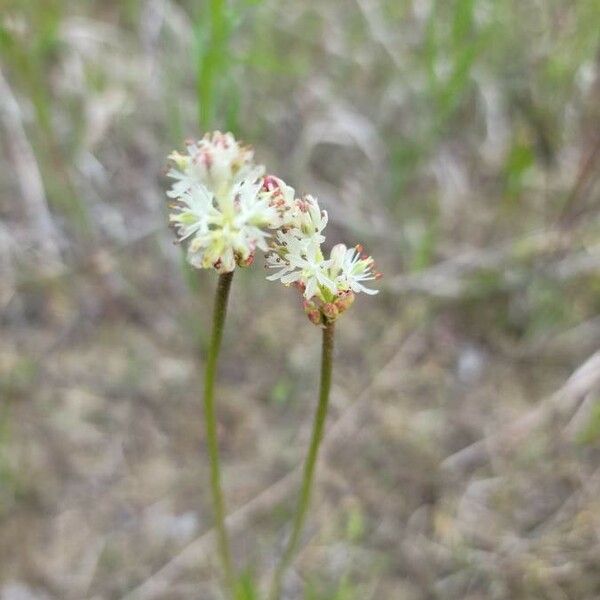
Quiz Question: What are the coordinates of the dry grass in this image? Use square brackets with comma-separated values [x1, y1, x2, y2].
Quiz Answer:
[1, 1, 599, 599]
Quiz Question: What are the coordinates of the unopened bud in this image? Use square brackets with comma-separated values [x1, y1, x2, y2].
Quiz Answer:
[237, 252, 255, 268]
[303, 300, 322, 325]
[335, 290, 355, 313]
[262, 175, 280, 192]
[322, 302, 339, 321]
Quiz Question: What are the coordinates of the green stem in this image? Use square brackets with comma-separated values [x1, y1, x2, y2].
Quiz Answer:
[268, 321, 335, 600]
[197, 0, 226, 129]
[204, 271, 236, 595]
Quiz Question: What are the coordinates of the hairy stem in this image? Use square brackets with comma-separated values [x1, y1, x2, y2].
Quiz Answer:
[204, 271, 236, 595]
[268, 321, 335, 600]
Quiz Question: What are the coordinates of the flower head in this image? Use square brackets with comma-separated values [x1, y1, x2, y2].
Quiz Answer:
[167, 132, 277, 273]
[265, 192, 380, 325]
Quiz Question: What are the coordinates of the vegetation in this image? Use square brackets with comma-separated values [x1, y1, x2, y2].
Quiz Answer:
[0, 0, 599, 598]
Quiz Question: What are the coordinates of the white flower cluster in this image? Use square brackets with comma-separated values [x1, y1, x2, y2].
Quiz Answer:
[167, 132, 277, 273]
[166, 132, 380, 322]
[261, 177, 380, 325]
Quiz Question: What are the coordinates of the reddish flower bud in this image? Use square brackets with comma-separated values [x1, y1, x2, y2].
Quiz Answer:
[335, 290, 355, 313]
[303, 299, 322, 325]
[322, 302, 339, 321]
[237, 252, 255, 268]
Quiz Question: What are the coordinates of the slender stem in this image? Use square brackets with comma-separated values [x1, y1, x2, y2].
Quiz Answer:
[197, 0, 226, 129]
[268, 321, 335, 600]
[204, 271, 236, 595]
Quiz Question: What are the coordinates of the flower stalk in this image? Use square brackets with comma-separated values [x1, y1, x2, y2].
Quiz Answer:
[204, 271, 236, 595]
[268, 321, 335, 600]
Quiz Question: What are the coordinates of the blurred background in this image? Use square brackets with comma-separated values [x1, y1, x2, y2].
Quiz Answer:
[1, 1, 600, 599]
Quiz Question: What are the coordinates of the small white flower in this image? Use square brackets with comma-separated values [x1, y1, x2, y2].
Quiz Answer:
[267, 234, 336, 299]
[169, 185, 214, 242]
[282, 194, 328, 243]
[260, 175, 296, 228]
[259, 182, 328, 240]
[294, 195, 328, 237]
[330, 244, 379, 295]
